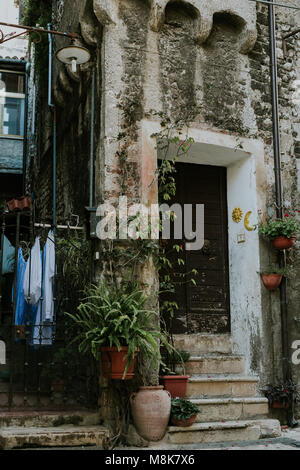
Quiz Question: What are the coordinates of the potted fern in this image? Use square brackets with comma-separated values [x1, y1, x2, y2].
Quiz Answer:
[160, 348, 190, 398]
[65, 281, 170, 380]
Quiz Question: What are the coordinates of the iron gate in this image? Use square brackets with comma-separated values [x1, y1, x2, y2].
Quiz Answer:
[0, 209, 99, 410]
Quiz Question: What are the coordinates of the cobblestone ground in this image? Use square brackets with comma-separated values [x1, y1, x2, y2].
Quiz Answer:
[17, 427, 300, 451]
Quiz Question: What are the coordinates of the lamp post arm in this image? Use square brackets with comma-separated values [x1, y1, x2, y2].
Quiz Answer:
[0, 21, 80, 44]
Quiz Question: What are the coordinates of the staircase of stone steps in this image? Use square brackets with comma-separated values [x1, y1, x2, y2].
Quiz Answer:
[0, 334, 281, 449]
[0, 411, 110, 450]
[159, 334, 281, 445]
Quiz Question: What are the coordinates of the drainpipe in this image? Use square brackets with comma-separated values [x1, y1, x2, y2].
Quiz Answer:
[89, 70, 95, 208]
[22, 61, 30, 195]
[268, 0, 297, 426]
[48, 23, 57, 227]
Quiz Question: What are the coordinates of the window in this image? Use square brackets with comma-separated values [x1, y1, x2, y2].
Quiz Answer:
[0, 71, 25, 138]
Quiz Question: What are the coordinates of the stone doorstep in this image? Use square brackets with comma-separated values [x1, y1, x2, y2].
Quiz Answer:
[185, 355, 245, 375]
[173, 334, 233, 355]
[0, 425, 110, 450]
[186, 376, 259, 398]
[163, 419, 281, 445]
[0, 411, 101, 428]
[189, 397, 269, 422]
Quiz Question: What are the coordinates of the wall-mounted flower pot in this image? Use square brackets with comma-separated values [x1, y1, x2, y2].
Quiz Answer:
[100, 346, 138, 380]
[170, 414, 197, 427]
[130, 386, 171, 441]
[160, 375, 190, 398]
[271, 400, 291, 410]
[261, 273, 282, 291]
[6, 196, 32, 212]
[272, 236, 295, 250]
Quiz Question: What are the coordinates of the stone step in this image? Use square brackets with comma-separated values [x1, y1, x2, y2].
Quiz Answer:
[185, 355, 245, 375]
[174, 334, 232, 356]
[0, 410, 101, 428]
[164, 419, 281, 445]
[0, 425, 110, 450]
[186, 376, 259, 398]
[190, 397, 269, 422]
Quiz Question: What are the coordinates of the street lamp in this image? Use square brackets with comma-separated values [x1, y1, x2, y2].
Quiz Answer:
[55, 44, 91, 72]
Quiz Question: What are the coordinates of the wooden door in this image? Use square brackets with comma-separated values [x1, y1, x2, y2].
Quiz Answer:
[160, 162, 230, 334]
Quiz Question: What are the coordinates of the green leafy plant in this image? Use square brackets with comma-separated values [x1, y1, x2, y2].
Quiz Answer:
[65, 281, 172, 378]
[21, 0, 52, 85]
[56, 233, 91, 293]
[258, 214, 300, 240]
[160, 348, 190, 375]
[262, 381, 300, 406]
[260, 265, 291, 277]
[171, 397, 199, 421]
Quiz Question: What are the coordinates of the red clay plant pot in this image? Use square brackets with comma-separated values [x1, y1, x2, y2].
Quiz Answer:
[171, 414, 197, 427]
[6, 196, 32, 212]
[100, 346, 138, 380]
[261, 273, 282, 291]
[160, 375, 190, 398]
[272, 236, 295, 250]
[271, 401, 291, 410]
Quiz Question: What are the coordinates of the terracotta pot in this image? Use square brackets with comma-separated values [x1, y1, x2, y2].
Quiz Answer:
[6, 196, 32, 212]
[160, 375, 190, 398]
[171, 414, 197, 427]
[130, 386, 171, 441]
[272, 236, 295, 250]
[261, 273, 283, 291]
[271, 400, 291, 410]
[52, 379, 65, 393]
[100, 346, 138, 380]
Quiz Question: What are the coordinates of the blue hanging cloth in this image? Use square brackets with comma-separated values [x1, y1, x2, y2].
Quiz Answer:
[13, 248, 37, 328]
[2, 235, 15, 275]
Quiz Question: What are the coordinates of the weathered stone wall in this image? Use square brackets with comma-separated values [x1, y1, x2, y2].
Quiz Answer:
[31, 0, 300, 418]
[30, 0, 101, 225]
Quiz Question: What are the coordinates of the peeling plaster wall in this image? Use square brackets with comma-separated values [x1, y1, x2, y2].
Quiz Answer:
[32, 0, 300, 414]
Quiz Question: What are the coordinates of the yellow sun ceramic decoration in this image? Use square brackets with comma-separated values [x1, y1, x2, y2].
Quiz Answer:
[244, 211, 255, 231]
[232, 207, 243, 223]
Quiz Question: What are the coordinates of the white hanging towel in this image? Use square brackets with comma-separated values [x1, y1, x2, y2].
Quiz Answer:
[23, 237, 42, 305]
[31, 230, 55, 346]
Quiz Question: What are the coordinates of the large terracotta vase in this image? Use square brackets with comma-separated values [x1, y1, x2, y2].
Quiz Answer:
[160, 375, 190, 398]
[130, 386, 171, 441]
[100, 346, 138, 380]
[272, 236, 295, 250]
[261, 274, 282, 291]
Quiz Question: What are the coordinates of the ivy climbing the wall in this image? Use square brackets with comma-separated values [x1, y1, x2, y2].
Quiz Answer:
[21, 0, 52, 86]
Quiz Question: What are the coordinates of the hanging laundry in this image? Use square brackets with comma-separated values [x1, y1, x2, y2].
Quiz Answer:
[1, 235, 15, 275]
[13, 248, 37, 327]
[44, 230, 55, 321]
[23, 237, 42, 305]
[31, 231, 55, 346]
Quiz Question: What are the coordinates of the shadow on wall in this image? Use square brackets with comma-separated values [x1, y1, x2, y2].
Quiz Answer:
[158, 0, 199, 117]
[202, 11, 248, 133]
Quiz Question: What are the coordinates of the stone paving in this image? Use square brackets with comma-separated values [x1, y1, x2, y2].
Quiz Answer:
[15, 427, 300, 451]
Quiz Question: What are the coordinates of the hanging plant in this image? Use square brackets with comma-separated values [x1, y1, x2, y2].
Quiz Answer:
[258, 213, 300, 250]
[260, 265, 290, 291]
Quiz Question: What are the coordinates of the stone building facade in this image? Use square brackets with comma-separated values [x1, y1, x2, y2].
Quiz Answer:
[27, 0, 300, 427]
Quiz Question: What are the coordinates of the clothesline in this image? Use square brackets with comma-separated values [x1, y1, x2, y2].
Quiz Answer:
[34, 223, 84, 231]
